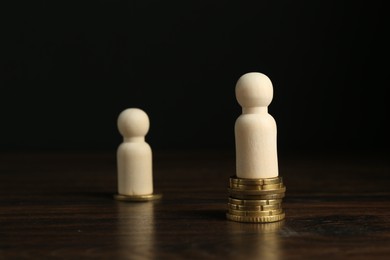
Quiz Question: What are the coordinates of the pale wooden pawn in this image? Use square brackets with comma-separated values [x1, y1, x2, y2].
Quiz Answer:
[117, 108, 153, 196]
[235, 72, 279, 179]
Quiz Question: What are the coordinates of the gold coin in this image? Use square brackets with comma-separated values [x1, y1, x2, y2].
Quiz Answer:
[229, 176, 282, 185]
[226, 212, 285, 223]
[228, 203, 281, 211]
[228, 186, 286, 196]
[229, 192, 285, 200]
[229, 208, 283, 217]
[113, 193, 162, 202]
[229, 183, 284, 190]
[228, 197, 282, 206]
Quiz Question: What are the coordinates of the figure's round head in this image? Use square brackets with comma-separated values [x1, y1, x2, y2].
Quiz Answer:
[117, 108, 150, 138]
[235, 72, 273, 107]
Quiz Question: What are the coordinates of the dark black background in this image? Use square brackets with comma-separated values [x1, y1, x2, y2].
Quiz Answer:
[1, 1, 388, 154]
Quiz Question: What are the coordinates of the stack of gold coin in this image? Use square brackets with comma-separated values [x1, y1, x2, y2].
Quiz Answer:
[226, 176, 286, 223]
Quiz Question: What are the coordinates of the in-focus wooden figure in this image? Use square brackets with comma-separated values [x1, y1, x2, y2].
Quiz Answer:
[235, 72, 278, 179]
[114, 108, 162, 202]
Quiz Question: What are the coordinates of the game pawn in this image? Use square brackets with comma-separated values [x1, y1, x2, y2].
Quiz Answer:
[114, 108, 162, 202]
[227, 72, 286, 223]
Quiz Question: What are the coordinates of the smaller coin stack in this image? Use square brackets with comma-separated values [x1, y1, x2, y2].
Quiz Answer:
[226, 176, 286, 223]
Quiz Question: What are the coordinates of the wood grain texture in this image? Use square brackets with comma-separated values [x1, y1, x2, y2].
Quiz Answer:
[0, 151, 389, 259]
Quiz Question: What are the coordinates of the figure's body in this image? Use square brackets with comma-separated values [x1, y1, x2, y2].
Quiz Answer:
[117, 108, 153, 195]
[235, 72, 279, 179]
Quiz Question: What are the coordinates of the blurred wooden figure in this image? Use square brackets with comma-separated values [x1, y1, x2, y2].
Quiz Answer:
[114, 108, 161, 201]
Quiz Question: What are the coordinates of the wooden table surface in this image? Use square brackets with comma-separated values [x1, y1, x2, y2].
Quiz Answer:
[0, 151, 389, 259]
